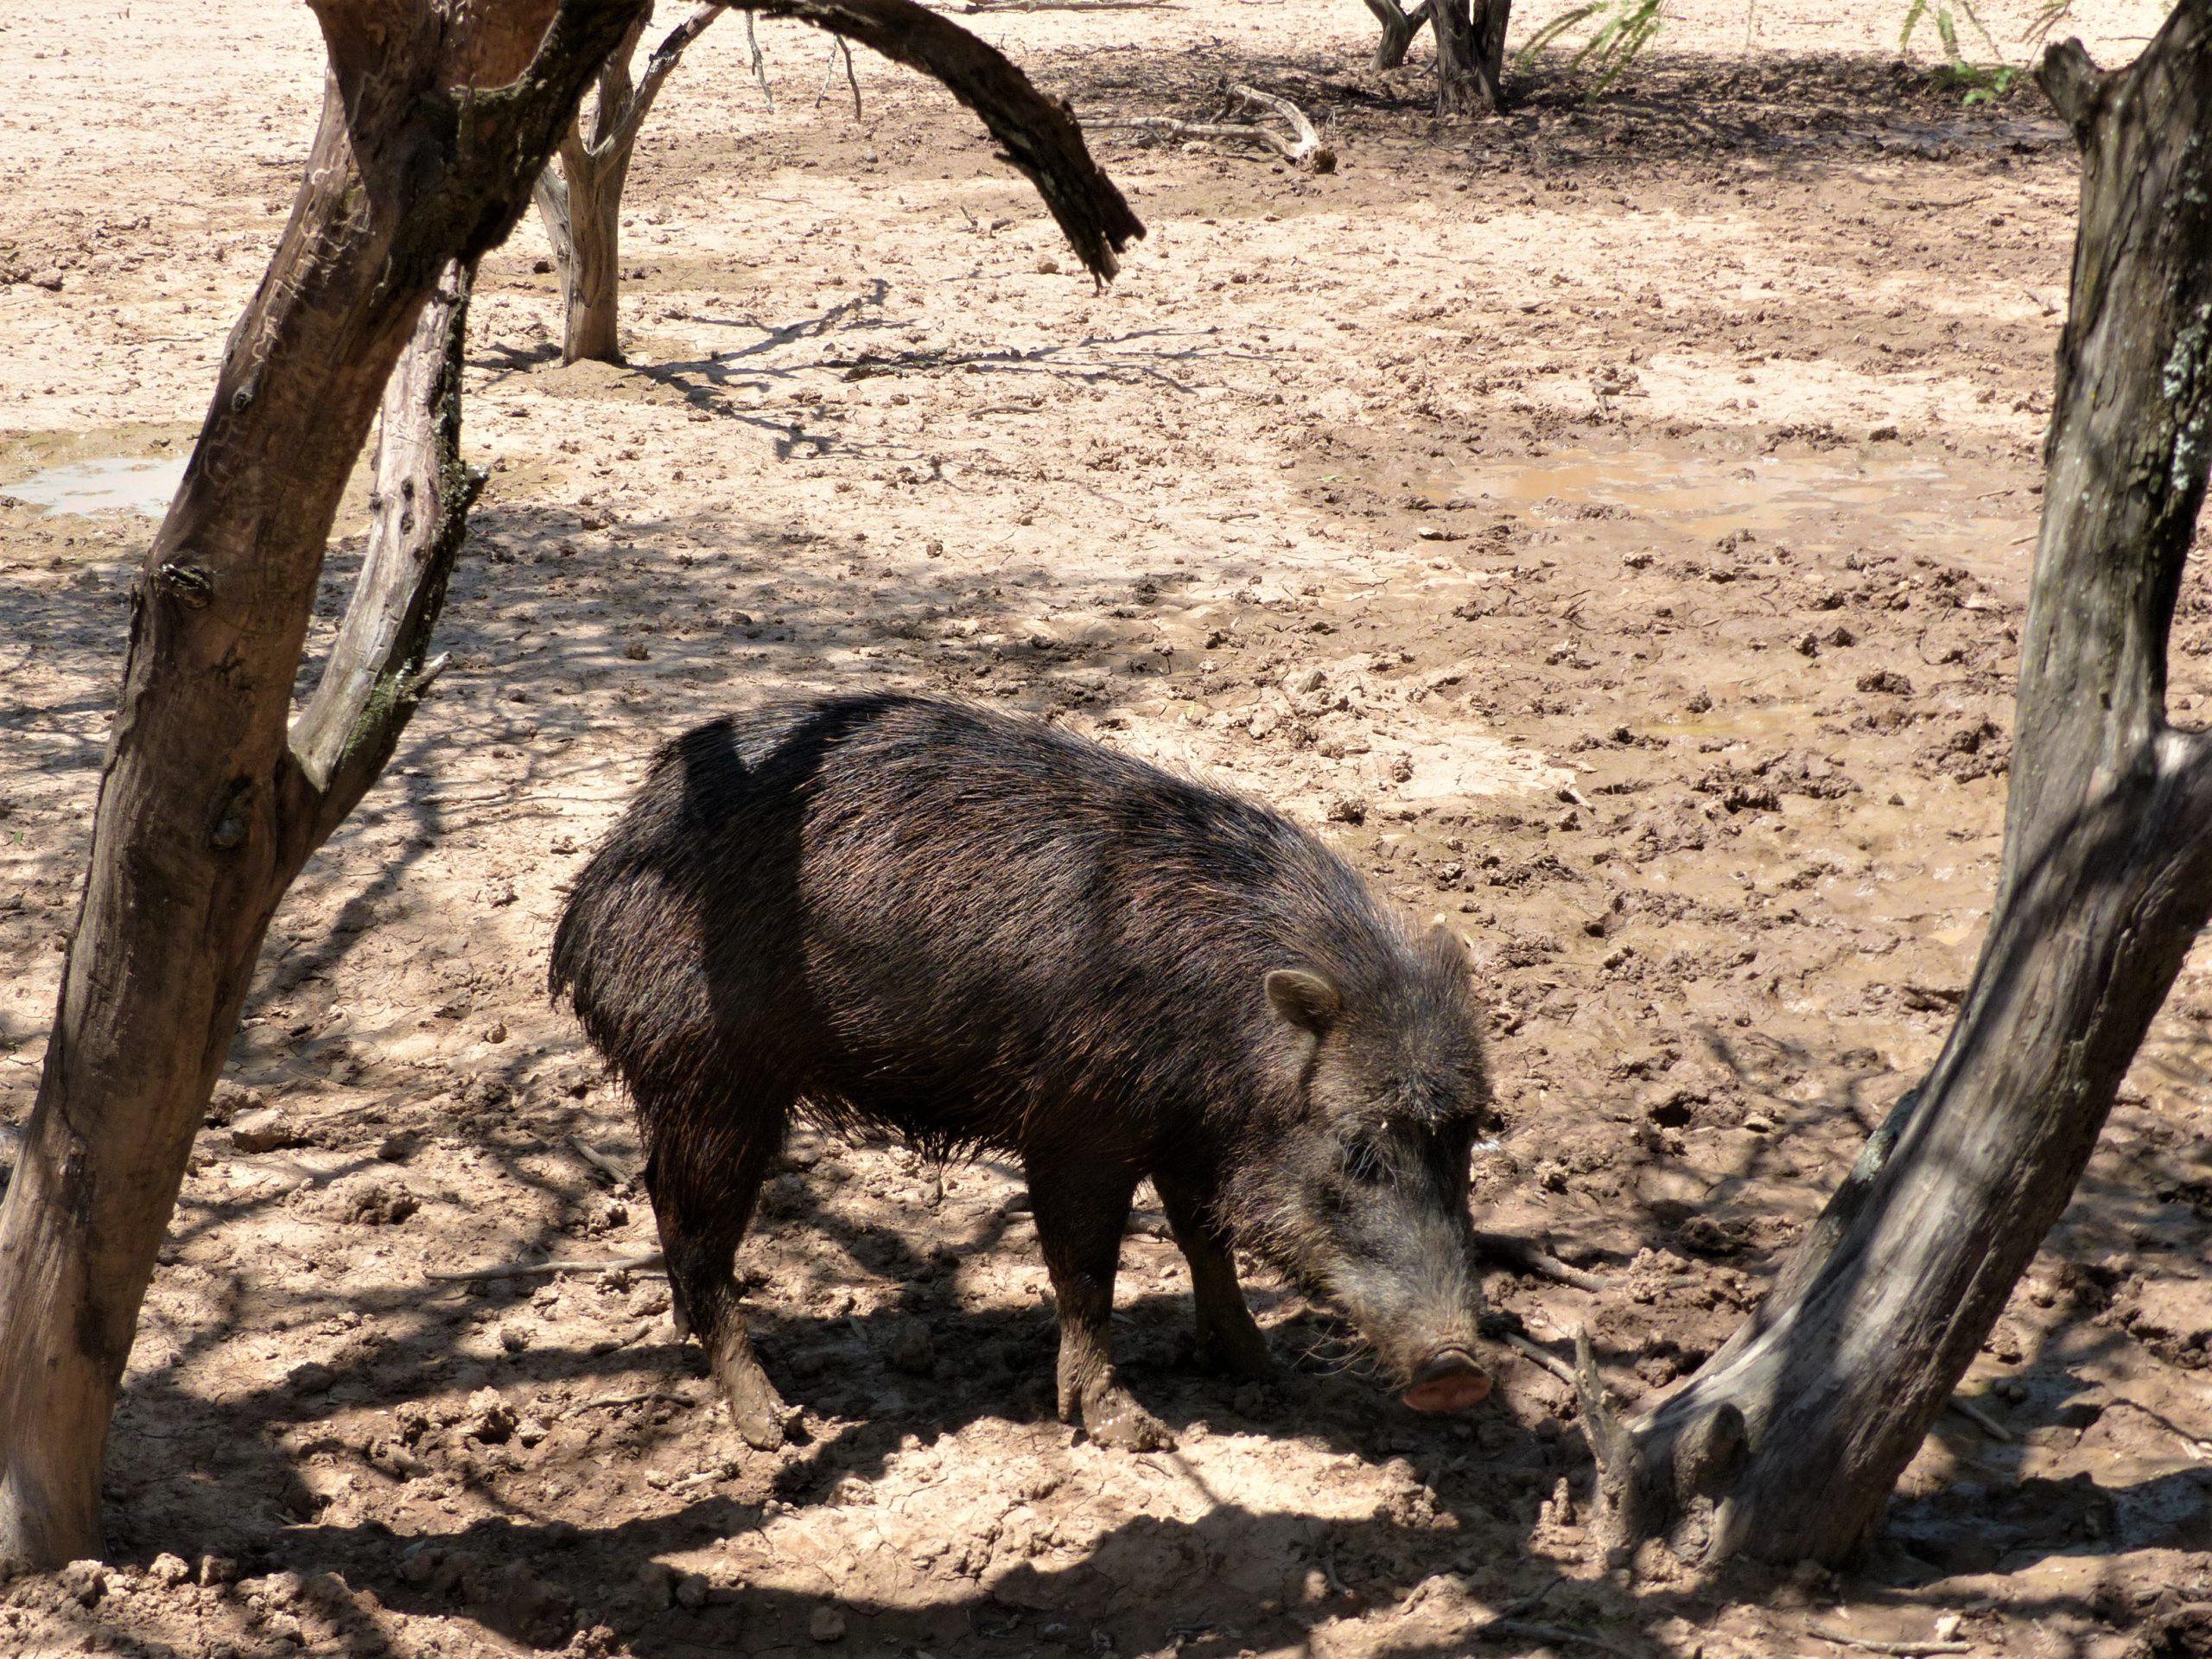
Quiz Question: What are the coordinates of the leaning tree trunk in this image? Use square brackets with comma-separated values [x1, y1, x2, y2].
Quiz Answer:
[1573, 5, 2212, 1570]
[1363, 0, 1433, 70]
[0, 0, 1138, 1577]
[1433, 0, 1510, 113]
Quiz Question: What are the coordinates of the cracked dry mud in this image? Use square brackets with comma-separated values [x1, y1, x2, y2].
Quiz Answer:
[3, 1, 2210, 1656]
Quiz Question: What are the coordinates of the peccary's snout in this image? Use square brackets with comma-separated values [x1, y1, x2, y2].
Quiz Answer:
[1402, 1347, 1491, 1412]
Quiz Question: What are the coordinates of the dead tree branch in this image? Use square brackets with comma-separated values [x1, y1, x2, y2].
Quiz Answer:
[1089, 82, 1336, 172]
[729, 0, 1143, 278]
[289, 262, 480, 843]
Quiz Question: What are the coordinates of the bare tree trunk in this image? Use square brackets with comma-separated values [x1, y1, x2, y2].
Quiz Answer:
[534, 8, 663, 365]
[1433, 0, 1510, 114]
[1363, 0, 1433, 70]
[1575, 4, 2212, 1570]
[0, 0, 1134, 1576]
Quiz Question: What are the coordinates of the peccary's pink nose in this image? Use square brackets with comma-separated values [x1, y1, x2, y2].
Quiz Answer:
[1402, 1349, 1491, 1412]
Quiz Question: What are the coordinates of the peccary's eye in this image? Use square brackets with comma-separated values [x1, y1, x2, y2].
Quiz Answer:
[1341, 1133, 1394, 1185]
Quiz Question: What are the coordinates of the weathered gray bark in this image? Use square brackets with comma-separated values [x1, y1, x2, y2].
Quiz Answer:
[1433, 0, 1510, 113]
[532, 3, 722, 365]
[1575, 4, 2212, 1569]
[1363, 0, 1433, 70]
[0, 0, 1138, 1576]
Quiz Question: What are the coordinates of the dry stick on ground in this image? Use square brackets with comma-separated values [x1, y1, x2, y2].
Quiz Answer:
[1471, 1227, 1613, 1290]
[569, 1133, 634, 1184]
[533, 2, 728, 365]
[0, 0, 1136, 1577]
[1945, 1395, 2016, 1442]
[426, 1253, 669, 1284]
[1090, 83, 1336, 172]
[1572, 4, 2212, 1569]
[1807, 1632, 1972, 1657]
[1503, 1332, 1580, 1387]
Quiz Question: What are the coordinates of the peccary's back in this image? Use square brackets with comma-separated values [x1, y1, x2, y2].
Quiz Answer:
[552, 695, 1417, 1155]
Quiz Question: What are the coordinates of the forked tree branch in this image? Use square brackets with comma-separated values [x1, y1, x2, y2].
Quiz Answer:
[602, 2, 728, 156]
[289, 260, 481, 848]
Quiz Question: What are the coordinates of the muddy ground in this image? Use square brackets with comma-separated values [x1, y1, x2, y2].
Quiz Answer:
[3, 1, 2211, 1656]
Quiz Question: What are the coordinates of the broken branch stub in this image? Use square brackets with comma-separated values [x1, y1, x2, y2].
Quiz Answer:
[1574, 1, 2212, 1571]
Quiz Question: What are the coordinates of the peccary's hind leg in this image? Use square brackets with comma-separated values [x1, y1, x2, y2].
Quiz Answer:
[641, 1092, 794, 1451]
[1156, 1176, 1274, 1380]
[1027, 1160, 1175, 1452]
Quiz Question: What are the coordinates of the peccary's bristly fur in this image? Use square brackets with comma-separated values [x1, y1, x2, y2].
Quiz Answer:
[552, 693, 1497, 1446]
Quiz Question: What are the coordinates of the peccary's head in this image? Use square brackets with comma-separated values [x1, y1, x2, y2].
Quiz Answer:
[1251, 924, 1494, 1414]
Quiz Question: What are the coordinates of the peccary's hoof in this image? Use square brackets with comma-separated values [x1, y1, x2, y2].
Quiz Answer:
[714, 1349, 792, 1450]
[1083, 1387, 1179, 1452]
[1402, 1349, 1491, 1413]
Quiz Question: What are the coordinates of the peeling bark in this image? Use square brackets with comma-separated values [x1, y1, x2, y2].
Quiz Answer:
[1576, 4, 2212, 1568]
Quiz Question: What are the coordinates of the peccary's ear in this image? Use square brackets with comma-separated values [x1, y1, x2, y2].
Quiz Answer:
[1265, 968, 1341, 1033]
[1427, 918, 1471, 977]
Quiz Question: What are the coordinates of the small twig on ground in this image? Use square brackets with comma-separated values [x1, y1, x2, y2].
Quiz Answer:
[1808, 1628, 1972, 1656]
[1487, 1577, 1563, 1620]
[1946, 1395, 2017, 1442]
[572, 1388, 694, 1415]
[1503, 1332, 1580, 1387]
[425, 1252, 666, 1283]
[569, 1134, 633, 1185]
[1472, 1228, 1615, 1291]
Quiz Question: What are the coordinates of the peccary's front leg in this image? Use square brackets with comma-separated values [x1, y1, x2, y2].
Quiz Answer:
[1027, 1160, 1176, 1452]
[1157, 1176, 1274, 1380]
[642, 1099, 795, 1451]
